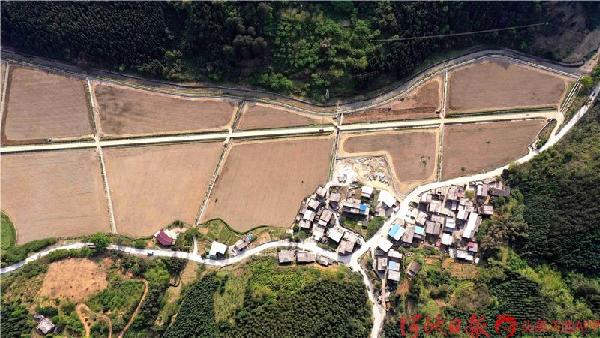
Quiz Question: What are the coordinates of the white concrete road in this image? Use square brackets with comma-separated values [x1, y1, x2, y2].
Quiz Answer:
[0, 110, 554, 154]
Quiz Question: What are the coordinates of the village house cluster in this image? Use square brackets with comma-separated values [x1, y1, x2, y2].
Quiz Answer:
[153, 226, 257, 260]
[277, 249, 333, 266]
[295, 183, 398, 256]
[207, 233, 257, 259]
[374, 179, 509, 284]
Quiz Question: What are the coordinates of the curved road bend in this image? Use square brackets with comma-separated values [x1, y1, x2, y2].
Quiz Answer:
[1, 83, 597, 338]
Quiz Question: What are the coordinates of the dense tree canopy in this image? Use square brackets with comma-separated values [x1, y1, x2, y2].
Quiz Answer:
[4, 1, 597, 100]
[502, 101, 600, 275]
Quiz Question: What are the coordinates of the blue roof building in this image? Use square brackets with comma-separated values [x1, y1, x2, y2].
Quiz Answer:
[388, 260, 401, 271]
[388, 224, 406, 241]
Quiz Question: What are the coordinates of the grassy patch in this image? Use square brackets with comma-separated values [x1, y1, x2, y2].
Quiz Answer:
[1, 237, 58, 268]
[1, 213, 16, 252]
[87, 279, 145, 332]
[213, 269, 249, 323]
[535, 119, 557, 149]
[200, 219, 242, 245]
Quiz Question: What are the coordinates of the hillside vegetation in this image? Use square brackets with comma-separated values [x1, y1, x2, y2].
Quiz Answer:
[166, 257, 372, 337]
[500, 100, 600, 275]
[3, 2, 599, 101]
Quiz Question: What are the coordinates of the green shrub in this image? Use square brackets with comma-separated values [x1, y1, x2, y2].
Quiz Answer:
[1, 238, 57, 267]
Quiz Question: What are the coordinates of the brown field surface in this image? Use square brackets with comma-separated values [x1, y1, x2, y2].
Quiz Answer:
[442, 119, 546, 179]
[104, 142, 223, 237]
[2, 66, 92, 144]
[201, 136, 333, 231]
[40, 258, 108, 302]
[236, 103, 332, 130]
[340, 129, 438, 193]
[344, 77, 442, 124]
[447, 59, 570, 114]
[94, 83, 236, 137]
[1, 149, 109, 244]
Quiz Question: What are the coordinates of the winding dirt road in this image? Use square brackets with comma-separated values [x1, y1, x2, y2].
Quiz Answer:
[76, 303, 113, 338]
[118, 279, 149, 338]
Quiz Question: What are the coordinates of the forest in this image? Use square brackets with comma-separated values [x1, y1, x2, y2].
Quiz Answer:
[166, 257, 372, 337]
[3, 2, 599, 101]
[500, 100, 600, 275]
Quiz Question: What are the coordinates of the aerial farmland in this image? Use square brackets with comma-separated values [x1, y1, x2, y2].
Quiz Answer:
[2, 4, 599, 338]
[340, 129, 438, 194]
[236, 102, 332, 130]
[441, 119, 547, 179]
[201, 135, 334, 231]
[0, 54, 580, 251]
[447, 59, 572, 114]
[93, 83, 237, 137]
[1, 149, 110, 243]
[2, 66, 93, 145]
[103, 141, 224, 237]
[344, 76, 442, 123]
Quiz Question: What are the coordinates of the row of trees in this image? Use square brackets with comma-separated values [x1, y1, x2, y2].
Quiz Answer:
[4, 2, 598, 100]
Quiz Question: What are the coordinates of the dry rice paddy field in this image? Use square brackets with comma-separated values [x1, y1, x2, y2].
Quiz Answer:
[236, 102, 332, 130]
[201, 136, 334, 232]
[94, 83, 237, 137]
[2, 66, 92, 145]
[104, 142, 224, 237]
[447, 59, 571, 114]
[0, 149, 109, 244]
[442, 119, 547, 180]
[344, 76, 442, 124]
[340, 129, 438, 194]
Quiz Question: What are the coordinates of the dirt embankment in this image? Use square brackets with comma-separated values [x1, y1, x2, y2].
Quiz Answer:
[345, 77, 442, 123]
[236, 102, 332, 130]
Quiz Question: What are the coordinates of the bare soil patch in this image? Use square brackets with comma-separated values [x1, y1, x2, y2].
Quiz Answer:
[104, 142, 223, 237]
[40, 258, 108, 302]
[344, 77, 441, 123]
[1, 149, 110, 244]
[94, 83, 236, 137]
[447, 59, 570, 114]
[201, 136, 333, 231]
[236, 103, 332, 130]
[442, 258, 479, 279]
[442, 119, 546, 180]
[2, 66, 92, 144]
[340, 129, 438, 194]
